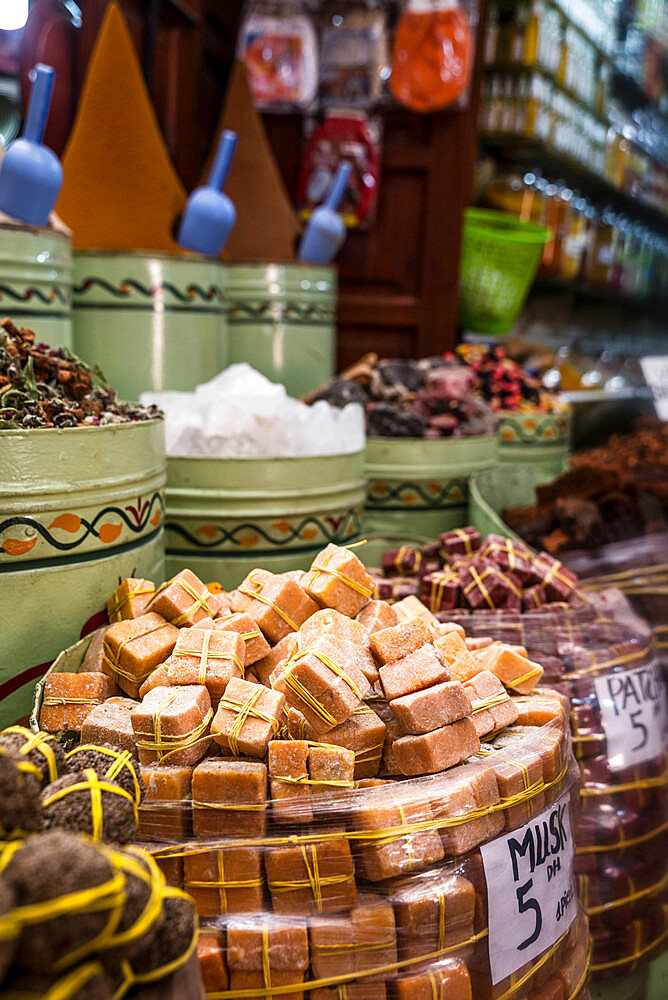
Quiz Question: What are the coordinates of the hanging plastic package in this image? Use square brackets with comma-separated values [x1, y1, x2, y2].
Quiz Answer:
[390, 0, 476, 113]
[236, 1, 319, 112]
[297, 111, 382, 228]
[319, 1, 389, 109]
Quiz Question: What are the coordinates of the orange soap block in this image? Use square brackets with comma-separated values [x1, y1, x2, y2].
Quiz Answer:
[310, 893, 396, 978]
[394, 959, 472, 1000]
[228, 970, 304, 1000]
[139, 665, 170, 698]
[227, 916, 309, 972]
[107, 578, 155, 622]
[254, 635, 299, 687]
[304, 544, 374, 618]
[464, 670, 518, 735]
[184, 846, 263, 916]
[390, 681, 472, 735]
[208, 590, 232, 618]
[132, 684, 212, 766]
[192, 759, 268, 838]
[370, 618, 432, 666]
[300, 609, 378, 683]
[393, 717, 480, 776]
[392, 871, 475, 947]
[437, 621, 466, 641]
[488, 746, 544, 829]
[39, 672, 119, 733]
[198, 931, 228, 992]
[167, 628, 244, 698]
[81, 696, 138, 756]
[212, 677, 285, 758]
[514, 692, 566, 728]
[147, 569, 214, 627]
[309, 745, 355, 796]
[352, 792, 443, 881]
[81, 626, 109, 673]
[265, 833, 357, 914]
[433, 631, 480, 684]
[485, 645, 543, 695]
[103, 612, 179, 697]
[311, 986, 386, 1000]
[277, 638, 370, 736]
[533, 979, 566, 1000]
[288, 706, 387, 779]
[152, 851, 183, 888]
[434, 766, 503, 855]
[269, 740, 312, 825]
[138, 765, 192, 841]
[379, 645, 450, 701]
[466, 635, 493, 651]
[392, 595, 438, 627]
[357, 600, 399, 632]
[232, 569, 318, 643]
[217, 612, 271, 667]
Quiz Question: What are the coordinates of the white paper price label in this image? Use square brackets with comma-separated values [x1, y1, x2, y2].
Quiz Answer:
[594, 662, 667, 772]
[481, 793, 576, 984]
[640, 356, 668, 421]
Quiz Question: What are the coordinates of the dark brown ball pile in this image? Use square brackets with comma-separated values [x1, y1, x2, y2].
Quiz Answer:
[41, 770, 137, 844]
[3, 832, 119, 971]
[101, 848, 164, 965]
[2, 960, 114, 999]
[0, 876, 17, 985]
[0, 750, 42, 839]
[66, 745, 144, 805]
[129, 892, 195, 979]
[0, 729, 66, 789]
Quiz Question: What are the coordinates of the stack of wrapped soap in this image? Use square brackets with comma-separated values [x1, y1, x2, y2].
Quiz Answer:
[30, 541, 595, 1000]
[375, 526, 581, 613]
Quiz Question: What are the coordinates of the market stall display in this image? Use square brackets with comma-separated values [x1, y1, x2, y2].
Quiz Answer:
[32, 541, 590, 1000]
[0, 319, 165, 726]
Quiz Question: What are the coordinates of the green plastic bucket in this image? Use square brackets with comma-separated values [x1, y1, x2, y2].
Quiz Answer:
[364, 435, 498, 563]
[468, 464, 551, 542]
[225, 263, 336, 397]
[0, 420, 166, 725]
[0, 222, 72, 349]
[164, 450, 365, 589]
[72, 251, 227, 400]
[497, 409, 571, 474]
[458, 209, 550, 334]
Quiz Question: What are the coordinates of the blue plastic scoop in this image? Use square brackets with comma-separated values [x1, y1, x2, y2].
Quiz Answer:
[0, 64, 62, 227]
[178, 130, 238, 257]
[298, 160, 351, 265]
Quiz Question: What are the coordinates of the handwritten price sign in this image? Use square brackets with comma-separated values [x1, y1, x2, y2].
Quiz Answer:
[594, 662, 667, 771]
[481, 793, 576, 984]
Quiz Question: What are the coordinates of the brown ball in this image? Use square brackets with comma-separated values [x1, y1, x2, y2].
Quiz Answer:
[66, 745, 144, 805]
[100, 847, 164, 965]
[0, 876, 17, 986]
[0, 727, 66, 788]
[129, 890, 196, 979]
[41, 769, 137, 844]
[3, 832, 123, 971]
[2, 960, 114, 999]
[0, 749, 42, 840]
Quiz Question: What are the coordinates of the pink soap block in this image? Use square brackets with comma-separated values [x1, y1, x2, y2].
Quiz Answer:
[379, 644, 450, 701]
[132, 684, 212, 766]
[393, 717, 480, 776]
[370, 618, 432, 666]
[390, 681, 472, 735]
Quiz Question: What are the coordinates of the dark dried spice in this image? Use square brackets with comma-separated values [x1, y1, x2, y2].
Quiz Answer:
[0, 318, 162, 430]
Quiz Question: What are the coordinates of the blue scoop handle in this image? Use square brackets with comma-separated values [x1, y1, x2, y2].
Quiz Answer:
[207, 130, 238, 191]
[324, 161, 351, 212]
[23, 64, 55, 144]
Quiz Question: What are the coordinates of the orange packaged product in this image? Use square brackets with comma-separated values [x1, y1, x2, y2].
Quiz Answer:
[352, 790, 444, 881]
[310, 892, 397, 978]
[392, 595, 438, 628]
[166, 628, 244, 700]
[184, 845, 263, 916]
[254, 634, 299, 687]
[390, 681, 472, 735]
[434, 765, 503, 855]
[309, 744, 355, 797]
[463, 671, 519, 737]
[211, 676, 285, 758]
[131, 685, 212, 766]
[264, 831, 357, 914]
[107, 578, 155, 622]
[300, 609, 378, 684]
[379, 645, 450, 701]
[197, 930, 228, 992]
[393, 717, 480, 776]
[433, 631, 480, 683]
[147, 568, 214, 627]
[287, 705, 387, 780]
[138, 665, 170, 698]
[151, 851, 183, 888]
[80, 696, 138, 757]
[192, 758, 268, 838]
[216, 611, 271, 667]
[102, 612, 179, 697]
[370, 618, 432, 666]
[232, 569, 318, 643]
[356, 600, 399, 632]
[39, 672, 119, 733]
[138, 764, 193, 841]
[394, 958, 473, 1000]
[391, 869, 476, 961]
[268, 739, 312, 824]
[303, 544, 374, 618]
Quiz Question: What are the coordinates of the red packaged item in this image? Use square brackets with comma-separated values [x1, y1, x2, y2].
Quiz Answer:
[297, 112, 381, 227]
[390, 0, 475, 113]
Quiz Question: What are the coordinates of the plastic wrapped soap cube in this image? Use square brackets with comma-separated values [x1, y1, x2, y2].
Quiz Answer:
[265, 831, 357, 914]
[102, 613, 179, 697]
[232, 569, 318, 643]
[137, 764, 192, 842]
[211, 677, 285, 758]
[391, 870, 476, 960]
[269, 739, 312, 824]
[192, 759, 268, 838]
[147, 568, 214, 626]
[485, 645, 543, 695]
[309, 744, 355, 797]
[304, 544, 374, 618]
[227, 914, 309, 973]
[184, 845, 263, 916]
[131, 684, 212, 766]
[394, 958, 472, 1000]
[107, 577, 155, 622]
[352, 790, 443, 881]
[198, 931, 228, 992]
[463, 670, 518, 734]
[39, 672, 119, 733]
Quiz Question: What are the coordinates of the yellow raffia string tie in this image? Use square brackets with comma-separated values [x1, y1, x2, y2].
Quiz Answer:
[125, 887, 199, 986]
[192, 800, 268, 812]
[42, 697, 101, 707]
[221, 687, 278, 756]
[66, 745, 141, 808]
[134, 689, 213, 764]
[313, 937, 395, 955]
[282, 674, 338, 729]
[102, 619, 167, 686]
[286, 646, 362, 700]
[103, 847, 165, 949]
[508, 664, 543, 690]
[584, 871, 668, 915]
[172, 638, 245, 681]
[453, 528, 475, 555]
[540, 559, 574, 589]
[355, 742, 384, 763]
[576, 819, 668, 854]
[3, 727, 58, 783]
[273, 774, 354, 789]
[42, 768, 139, 836]
[438, 892, 446, 952]
[590, 925, 668, 972]
[471, 691, 512, 715]
[206, 928, 489, 998]
[108, 580, 154, 621]
[238, 573, 300, 632]
[151, 575, 213, 626]
[309, 549, 373, 600]
[463, 567, 494, 608]
[395, 546, 421, 576]
[241, 630, 263, 641]
[262, 922, 271, 991]
[580, 772, 666, 796]
[568, 644, 652, 678]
